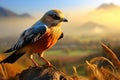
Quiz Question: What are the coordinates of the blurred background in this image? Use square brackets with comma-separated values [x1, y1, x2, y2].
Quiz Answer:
[0, 0, 120, 79]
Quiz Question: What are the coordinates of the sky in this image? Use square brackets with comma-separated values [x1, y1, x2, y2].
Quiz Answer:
[1, 0, 120, 38]
[1, 0, 120, 17]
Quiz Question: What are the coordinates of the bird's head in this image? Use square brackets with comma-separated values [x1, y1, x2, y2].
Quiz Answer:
[41, 9, 68, 27]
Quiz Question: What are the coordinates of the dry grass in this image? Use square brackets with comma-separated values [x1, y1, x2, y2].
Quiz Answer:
[0, 42, 120, 80]
[85, 42, 120, 80]
[70, 42, 120, 80]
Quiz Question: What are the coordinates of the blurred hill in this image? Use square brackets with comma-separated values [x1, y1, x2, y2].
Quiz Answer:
[80, 3, 120, 31]
[77, 21, 108, 35]
[97, 3, 120, 10]
[0, 6, 36, 38]
[0, 6, 32, 18]
[64, 3, 120, 38]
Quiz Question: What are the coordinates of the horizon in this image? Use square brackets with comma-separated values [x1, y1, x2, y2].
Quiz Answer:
[1, 0, 120, 17]
[1, 1, 120, 38]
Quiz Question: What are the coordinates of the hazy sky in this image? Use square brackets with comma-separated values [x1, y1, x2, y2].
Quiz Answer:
[1, 0, 120, 38]
[1, 0, 120, 17]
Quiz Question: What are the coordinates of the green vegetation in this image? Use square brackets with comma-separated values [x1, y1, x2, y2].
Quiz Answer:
[45, 49, 98, 56]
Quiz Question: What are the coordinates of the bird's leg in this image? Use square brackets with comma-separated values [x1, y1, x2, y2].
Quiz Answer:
[41, 56, 56, 69]
[38, 53, 55, 68]
[29, 54, 39, 67]
[41, 56, 52, 66]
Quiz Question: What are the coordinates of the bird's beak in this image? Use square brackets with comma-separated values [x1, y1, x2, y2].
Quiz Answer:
[62, 18, 68, 22]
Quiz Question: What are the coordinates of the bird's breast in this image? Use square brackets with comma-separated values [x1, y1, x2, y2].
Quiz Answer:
[28, 27, 62, 53]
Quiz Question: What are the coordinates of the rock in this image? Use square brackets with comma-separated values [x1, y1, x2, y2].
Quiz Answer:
[19, 65, 70, 80]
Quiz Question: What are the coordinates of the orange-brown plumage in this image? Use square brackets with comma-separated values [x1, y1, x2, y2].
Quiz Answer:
[27, 27, 62, 53]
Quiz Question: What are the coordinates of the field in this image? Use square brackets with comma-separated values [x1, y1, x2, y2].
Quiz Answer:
[0, 34, 120, 79]
[0, 42, 120, 80]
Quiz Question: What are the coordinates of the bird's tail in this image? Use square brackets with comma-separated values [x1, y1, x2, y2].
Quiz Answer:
[0, 51, 25, 63]
[4, 48, 13, 53]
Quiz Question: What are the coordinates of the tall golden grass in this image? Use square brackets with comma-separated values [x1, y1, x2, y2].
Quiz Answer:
[71, 42, 120, 80]
[0, 42, 120, 80]
[85, 42, 120, 80]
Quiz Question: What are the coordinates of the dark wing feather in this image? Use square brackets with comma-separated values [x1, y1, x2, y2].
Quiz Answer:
[4, 21, 47, 53]
[58, 32, 63, 40]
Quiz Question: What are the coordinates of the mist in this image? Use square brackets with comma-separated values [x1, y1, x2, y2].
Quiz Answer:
[1, 3, 120, 39]
[0, 18, 37, 38]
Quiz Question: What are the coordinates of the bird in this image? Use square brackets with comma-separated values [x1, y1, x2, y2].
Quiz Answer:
[0, 9, 68, 67]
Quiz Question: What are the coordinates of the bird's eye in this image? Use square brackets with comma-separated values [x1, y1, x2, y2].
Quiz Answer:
[49, 14, 60, 20]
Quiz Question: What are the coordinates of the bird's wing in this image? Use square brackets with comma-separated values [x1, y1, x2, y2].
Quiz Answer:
[4, 21, 47, 53]
[58, 32, 64, 40]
